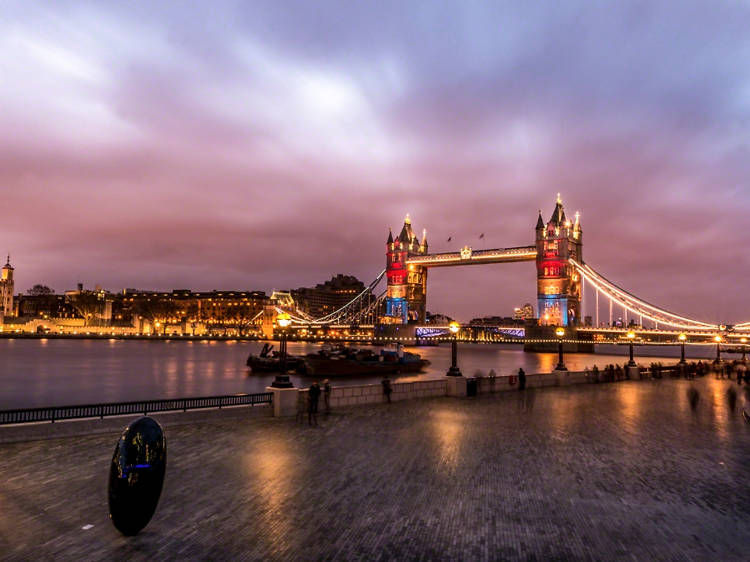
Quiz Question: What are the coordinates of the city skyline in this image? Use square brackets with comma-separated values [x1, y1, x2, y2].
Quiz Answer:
[3, 2, 750, 323]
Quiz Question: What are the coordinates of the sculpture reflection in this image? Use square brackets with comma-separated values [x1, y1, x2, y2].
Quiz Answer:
[108, 416, 167, 536]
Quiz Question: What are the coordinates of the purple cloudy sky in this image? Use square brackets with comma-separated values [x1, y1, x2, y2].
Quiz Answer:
[2, 1, 749, 323]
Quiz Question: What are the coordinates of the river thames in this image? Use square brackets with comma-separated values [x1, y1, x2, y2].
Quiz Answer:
[0, 338, 727, 409]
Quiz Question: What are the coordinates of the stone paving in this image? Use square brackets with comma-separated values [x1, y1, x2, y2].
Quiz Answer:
[1, 376, 749, 561]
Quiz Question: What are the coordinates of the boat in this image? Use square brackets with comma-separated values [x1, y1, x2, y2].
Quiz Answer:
[297, 345, 430, 377]
[246, 343, 303, 372]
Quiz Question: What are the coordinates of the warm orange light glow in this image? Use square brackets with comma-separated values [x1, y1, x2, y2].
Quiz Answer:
[741, 337, 748, 344]
[626, 331, 635, 339]
[714, 335, 722, 343]
[555, 327, 565, 337]
[276, 312, 292, 328]
[448, 321, 460, 334]
[678, 333, 687, 341]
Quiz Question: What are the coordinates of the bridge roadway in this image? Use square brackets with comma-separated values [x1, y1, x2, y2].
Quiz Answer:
[405, 245, 537, 267]
[1, 376, 748, 559]
[289, 324, 748, 345]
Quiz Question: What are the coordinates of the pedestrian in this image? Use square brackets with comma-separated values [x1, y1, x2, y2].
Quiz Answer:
[474, 370, 484, 395]
[382, 376, 392, 403]
[295, 390, 307, 424]
[323, 379, 331, 413]
[488, 369, 497, 392]
[308, 381, 321, 426]
[518, 367, 526, 390]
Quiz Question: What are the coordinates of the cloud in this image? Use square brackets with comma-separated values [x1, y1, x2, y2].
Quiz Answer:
[1, 0, 749, 322]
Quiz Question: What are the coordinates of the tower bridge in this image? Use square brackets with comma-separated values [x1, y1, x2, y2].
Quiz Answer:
[265, 195, 750, 345]
[381, 195, 582, 327]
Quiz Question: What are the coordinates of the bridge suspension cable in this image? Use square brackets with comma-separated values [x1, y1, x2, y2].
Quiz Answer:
[571, 259, 718, 331]
[299, 269, 387, 326]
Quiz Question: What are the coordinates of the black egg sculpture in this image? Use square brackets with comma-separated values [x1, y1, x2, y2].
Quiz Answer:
[108, 416, 167, 536]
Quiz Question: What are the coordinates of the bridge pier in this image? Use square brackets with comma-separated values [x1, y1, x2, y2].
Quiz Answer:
[523, 325, 595, 353]
[373, 323, 417, 345]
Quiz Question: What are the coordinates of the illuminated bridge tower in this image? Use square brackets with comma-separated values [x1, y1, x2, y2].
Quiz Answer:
[536, 195, 582, 327]
[383, 215, 428, 324]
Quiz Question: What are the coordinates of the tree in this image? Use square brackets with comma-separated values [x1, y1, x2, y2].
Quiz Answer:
[67, 292, 103, 327]
[228, 303, 262, 336]
[27, 284, 54, 296]
[134, 299, 178, 335]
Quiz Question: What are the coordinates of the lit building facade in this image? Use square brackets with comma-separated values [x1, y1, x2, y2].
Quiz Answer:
[382, 215, 428, 324]
[514, 303, 535, 320]
[535, 195, 582, 326]
[116, 289, 267, 335]
[292, 274, 367, 318]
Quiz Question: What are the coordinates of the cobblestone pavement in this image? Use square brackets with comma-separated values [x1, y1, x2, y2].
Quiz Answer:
[1, 376, 749, 561]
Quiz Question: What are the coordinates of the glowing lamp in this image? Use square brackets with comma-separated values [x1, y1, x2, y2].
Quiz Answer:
[276, 312, 292, 328]
[626, 331, 636, 340]
[714, 335, 722, 343]
[448, 321, 460, 334]
[678, 333, 687, 342]
[555, 327, 565, 338]
[741, 337, 748, 344]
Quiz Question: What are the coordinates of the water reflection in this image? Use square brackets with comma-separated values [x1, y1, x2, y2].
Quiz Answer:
[547, 394, 575, 435]
[244, 439, 296, 552]
[536, 353, 557, 375]
[0, 339, 724, 409]
[429, 408, 467, 473]
[614, 384, 642, 445]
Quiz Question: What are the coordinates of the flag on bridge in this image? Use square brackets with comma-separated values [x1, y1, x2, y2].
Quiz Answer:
[446, 236, 452, 242]
[479, 233, 485, 239]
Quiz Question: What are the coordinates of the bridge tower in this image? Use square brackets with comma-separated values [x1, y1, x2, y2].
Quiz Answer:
[382, 215, 428, 324]
[536, 195, 582, 326]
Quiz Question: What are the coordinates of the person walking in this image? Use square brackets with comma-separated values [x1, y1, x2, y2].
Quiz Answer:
[488, 369, 497, 392]
[323, 379, 331, 413]
[518, 367, 526, 390]
[308, 381, 321, 426]
[295, 390, 307, 424]
[382, 376, 392, 403]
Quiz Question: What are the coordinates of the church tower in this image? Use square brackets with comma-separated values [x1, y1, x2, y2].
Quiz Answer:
[535, 196, 583, 326]
[1, 256, 15, 318]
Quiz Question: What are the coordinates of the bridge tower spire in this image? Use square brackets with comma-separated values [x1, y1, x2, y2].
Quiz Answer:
[382, 215, 428, 325]
[536, 196, 583, 326]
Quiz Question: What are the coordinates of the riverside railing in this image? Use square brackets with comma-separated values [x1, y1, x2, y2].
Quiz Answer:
[0, 392, 273, 425]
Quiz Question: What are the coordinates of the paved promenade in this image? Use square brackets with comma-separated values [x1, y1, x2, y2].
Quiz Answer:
[1, 376, 749, 560]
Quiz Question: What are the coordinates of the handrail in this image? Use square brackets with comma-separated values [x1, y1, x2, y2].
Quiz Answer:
[0, 392, 273, 425]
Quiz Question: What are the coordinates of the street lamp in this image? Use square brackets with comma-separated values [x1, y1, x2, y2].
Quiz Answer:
[713, 334, 722, 365]
[555, 327, 567, 371]
[447, 321, 462, 376]
[271, 312, 294, 388]
[741, 337, 747, 363]
[678, 333, 687, 364]
[626, 331, 637, 367]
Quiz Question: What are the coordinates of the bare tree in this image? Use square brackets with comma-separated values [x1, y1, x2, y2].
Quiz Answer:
[67, 292, 103, 327]
[229, 304, 261, 336]
[134, 299, 178, 335]
[27, 284, 55, 296]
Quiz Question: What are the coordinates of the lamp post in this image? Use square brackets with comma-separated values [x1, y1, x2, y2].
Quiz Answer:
[447, 321, 462, 376]
[626, 331, 637, 367]
[678, 333, 687, 364]
[555, 327, 567, 371]
[713, 334, 722, 365]
[271, 312, 294, 388]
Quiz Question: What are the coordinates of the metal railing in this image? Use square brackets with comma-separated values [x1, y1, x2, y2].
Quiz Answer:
[0, 392, 273, 425]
